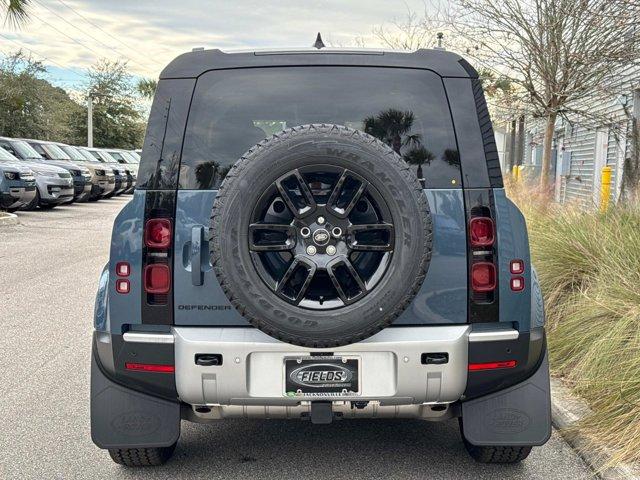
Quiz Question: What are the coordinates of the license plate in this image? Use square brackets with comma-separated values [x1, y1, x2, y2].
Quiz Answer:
[284, 356, 360, 397]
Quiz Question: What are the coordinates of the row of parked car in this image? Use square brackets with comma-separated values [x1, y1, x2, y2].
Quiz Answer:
[0, 137, 140, 212]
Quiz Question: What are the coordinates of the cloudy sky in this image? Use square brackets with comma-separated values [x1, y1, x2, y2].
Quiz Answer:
[1, 0, 431, 88]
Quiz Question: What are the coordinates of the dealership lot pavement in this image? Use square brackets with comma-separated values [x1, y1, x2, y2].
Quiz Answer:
[0, 197, 594, 479]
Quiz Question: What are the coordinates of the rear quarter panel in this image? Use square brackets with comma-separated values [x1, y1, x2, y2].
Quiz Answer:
[172, 188, 468, 326]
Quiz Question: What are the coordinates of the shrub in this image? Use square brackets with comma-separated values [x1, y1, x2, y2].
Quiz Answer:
[508, 181, 640, 465]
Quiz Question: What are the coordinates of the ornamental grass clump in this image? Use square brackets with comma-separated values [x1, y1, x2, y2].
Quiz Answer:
[508, 181, 640, 465]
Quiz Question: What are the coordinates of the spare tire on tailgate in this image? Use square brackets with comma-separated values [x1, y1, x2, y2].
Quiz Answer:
[210, 124, 432, 347]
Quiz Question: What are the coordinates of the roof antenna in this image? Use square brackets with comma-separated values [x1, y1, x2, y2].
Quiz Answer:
[313, 32, 326, 49]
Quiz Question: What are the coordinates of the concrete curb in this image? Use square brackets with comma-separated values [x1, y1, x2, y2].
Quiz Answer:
[551, 378, 640, 479]
[0, 212, 19, 226]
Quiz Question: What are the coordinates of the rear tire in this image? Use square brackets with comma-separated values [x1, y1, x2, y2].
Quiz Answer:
[459, 419, 532, 463]
[210, 124, 432, 347]
[462, 440, 532, 463]
[108, 444, 176, 467]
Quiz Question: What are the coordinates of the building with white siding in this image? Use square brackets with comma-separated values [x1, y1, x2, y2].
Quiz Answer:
[510, 69, 639, 208]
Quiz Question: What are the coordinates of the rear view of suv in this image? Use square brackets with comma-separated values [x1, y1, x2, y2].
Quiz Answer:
[91, 48, 550, 467]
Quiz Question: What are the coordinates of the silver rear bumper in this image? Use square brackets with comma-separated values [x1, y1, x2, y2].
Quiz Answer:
[169, 326, 478, 407]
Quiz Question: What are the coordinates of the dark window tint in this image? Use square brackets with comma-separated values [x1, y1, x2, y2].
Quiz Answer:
[442, 78, 503, 188]
[180, 67, 461, 190]
[137, 78, 195, 190]
[29, 143, 48, 159]
[108, 151, 126, 163]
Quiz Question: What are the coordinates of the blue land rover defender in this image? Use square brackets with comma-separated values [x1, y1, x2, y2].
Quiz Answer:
[91, 47, 550, 467]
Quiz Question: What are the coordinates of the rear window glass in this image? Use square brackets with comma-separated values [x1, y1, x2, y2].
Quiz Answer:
[179, 67, 461, 189]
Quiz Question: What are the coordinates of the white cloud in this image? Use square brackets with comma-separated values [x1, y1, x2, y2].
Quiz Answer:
[1, 0, 432, 85]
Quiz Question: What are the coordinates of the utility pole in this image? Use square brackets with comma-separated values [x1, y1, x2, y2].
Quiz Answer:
[87, 96, 93, 148]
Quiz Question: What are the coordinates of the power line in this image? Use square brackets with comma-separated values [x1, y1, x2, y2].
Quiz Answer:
[55, 0, 169, 65]
[32, 0, 158, 72]
[0, 31, 86, 78]
[28, 10, 107, 60]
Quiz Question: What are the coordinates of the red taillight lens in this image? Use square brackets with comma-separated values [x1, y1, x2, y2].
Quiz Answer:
[510, 259, 524, 274]
[115, 279, 130, 294]
[471, 262, 496, 292]
[116, 262, 130, 277]
[469, 217, 495, 247]
[125, 362, 175, 373]
[144, 264, 170, 294]
[468, 360, 517, 371]
[144, 219, 172, 249]
[510, 276, 525, 291]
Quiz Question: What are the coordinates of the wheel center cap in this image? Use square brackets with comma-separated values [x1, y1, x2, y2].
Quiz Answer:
[312, 228, 330, 246]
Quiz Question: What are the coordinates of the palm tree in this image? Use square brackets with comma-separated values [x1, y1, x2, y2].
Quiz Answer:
[2, 0, 30, 26]
[137, 78, 158, 99]
[363, 109, 415, 154]
[364, 108, 434, 186]
[403, 146, 435, 187]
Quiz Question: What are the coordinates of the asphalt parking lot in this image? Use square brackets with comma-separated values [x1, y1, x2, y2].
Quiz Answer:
[0, 197, 594, 479]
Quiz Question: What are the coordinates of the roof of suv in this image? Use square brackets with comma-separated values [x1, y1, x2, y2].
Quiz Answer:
[160, 47, 478, 80]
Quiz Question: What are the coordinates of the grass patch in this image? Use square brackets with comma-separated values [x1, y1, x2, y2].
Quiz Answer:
[508, 182, 640, 466]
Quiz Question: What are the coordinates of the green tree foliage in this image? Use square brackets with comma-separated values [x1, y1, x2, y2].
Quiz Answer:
[363, 108, 435, 185]
[136, 78, 157, 99]
[1, 0, 29, 26]
[0, 51, 83, 143]
[71, 59, 146, 149]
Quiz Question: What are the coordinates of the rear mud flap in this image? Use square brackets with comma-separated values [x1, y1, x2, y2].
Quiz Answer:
[461, 352, 551, 446]
[91, 349, 180, 449]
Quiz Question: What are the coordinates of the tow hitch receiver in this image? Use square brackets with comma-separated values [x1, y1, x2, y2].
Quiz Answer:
[310, 402, 333, 424]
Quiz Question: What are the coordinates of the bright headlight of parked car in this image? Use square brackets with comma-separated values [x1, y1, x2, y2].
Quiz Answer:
[3, 171, 18, 180]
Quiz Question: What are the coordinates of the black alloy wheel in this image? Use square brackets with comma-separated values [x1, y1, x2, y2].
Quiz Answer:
[211, 124, 432, 347]
[249, 165, 394, 310]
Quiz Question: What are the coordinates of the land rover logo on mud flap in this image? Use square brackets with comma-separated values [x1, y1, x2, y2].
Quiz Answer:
[111, 411, 161, 437]
[312, 228, 330, 246]
[289, 363, 352, 388]
[485, 408, 531, 434]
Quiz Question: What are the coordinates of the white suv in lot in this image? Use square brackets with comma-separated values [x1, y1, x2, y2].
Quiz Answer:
[0, 148, 36, 212]
[0, 137, 74, 209]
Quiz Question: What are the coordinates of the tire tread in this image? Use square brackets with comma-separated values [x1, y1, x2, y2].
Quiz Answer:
[108, 444, 176, 467]
[210, 124, 432, 347]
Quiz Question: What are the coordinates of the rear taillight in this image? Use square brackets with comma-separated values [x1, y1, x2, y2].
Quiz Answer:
[144, 219, 172, 249]
[468, 360, 517, 371]
[510, 276, 525, 291]
[510, 259, 524, 274]
[142, 216, 172, 305]
[116, 278, 130, 294]
[125, 362, 175, 373]
[144, 264, 171, 294]
[469, 217, 494, 247]
[116, 262, 130, 277]
[465, 191, 499, 321]
[471, 262, 496, 292]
